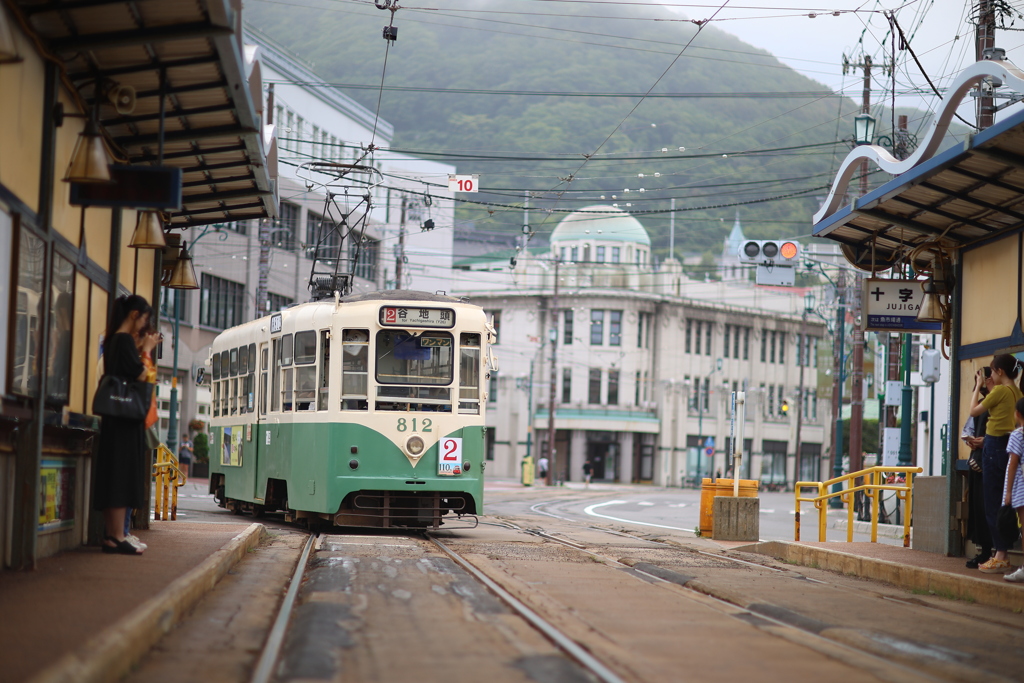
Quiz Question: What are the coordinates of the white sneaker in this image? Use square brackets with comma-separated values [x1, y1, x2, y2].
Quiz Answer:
[1004, 566, 1024, 583]
[126, 534, 148, 551]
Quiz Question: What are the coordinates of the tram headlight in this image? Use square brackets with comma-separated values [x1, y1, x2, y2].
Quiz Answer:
[406, 435, 425, 456]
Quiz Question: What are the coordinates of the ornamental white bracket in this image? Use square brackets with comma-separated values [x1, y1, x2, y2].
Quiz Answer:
[813, 59, 1024, 225]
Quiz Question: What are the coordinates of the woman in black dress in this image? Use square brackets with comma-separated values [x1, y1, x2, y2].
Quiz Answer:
[94, 295, 159, 555]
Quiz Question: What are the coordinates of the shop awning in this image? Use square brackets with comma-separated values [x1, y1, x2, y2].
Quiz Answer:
[14, 0, 276, 228]
[812, 104, 1024, 272]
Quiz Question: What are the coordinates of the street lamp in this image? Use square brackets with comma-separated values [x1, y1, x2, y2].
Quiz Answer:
[853, 113, 876, 145]
[162, 225, 227, 457]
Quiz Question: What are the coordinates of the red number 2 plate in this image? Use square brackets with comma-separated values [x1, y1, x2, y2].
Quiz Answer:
[438, 437, 463, 476]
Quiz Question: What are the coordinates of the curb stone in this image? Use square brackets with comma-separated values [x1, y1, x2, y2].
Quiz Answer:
[26, 523, 267, 683]
[748, 540, 1024, 611]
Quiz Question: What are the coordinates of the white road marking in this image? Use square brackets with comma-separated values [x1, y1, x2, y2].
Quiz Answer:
[583, 501, 696, 533]
[637, 501, 655, 506]
[667, 503, 688, 508]
[760, 509, 775, 513]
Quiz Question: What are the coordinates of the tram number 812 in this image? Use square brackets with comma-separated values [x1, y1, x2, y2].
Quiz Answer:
[396, 418, 433, 432]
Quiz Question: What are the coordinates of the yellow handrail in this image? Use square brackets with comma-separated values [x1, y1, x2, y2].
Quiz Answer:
[153, 444, 186, 521]
[795, 466, 923, 547]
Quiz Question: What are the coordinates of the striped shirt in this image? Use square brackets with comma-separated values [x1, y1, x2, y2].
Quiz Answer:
[1005, 428, 1024, 508]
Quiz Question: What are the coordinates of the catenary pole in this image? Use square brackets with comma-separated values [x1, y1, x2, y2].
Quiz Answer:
[546, 258, 560, 485]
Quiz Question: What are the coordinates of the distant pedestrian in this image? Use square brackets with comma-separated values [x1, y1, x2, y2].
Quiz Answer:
[178, 434, 193, 478]
[583, 460, 593, 488]
[715, 468, 722, 480]
[537, 456, 549, 483]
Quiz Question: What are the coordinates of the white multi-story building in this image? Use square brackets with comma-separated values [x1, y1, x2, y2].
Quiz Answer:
[155, 26, 455, 446]
[454, 206, 830, 488]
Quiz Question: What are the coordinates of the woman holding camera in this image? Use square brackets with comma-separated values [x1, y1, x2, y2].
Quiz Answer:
[969, 354, 1024, 573]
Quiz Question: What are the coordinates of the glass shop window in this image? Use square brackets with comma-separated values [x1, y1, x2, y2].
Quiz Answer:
[11, 227, 45, 397]
[46, 254, 75, 404]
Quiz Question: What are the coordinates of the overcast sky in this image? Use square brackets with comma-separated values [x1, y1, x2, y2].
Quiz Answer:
[671, 0, 1024, 130]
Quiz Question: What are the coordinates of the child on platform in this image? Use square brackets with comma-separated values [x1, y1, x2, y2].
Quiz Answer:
[1002, 397, 1024, 582]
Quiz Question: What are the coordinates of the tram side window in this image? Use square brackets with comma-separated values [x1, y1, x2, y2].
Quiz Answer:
[220, 353, 230, 381]
[280, 334, 294, 411]
[229, 348, 238, 377]
[341, 329, 368, 411]
[318, 330, 330, 411]
[459, 333, 481, 415]
[212, 380, 220, 417]
[247, 343, 256, 413]
[212, 353, 220, 381]
[238, 345, 248, 376]
[231, 375, 238, 415]
[294, 331, 317, 411]
[271, 338, 281, 412]
[260, 346, 269, 415]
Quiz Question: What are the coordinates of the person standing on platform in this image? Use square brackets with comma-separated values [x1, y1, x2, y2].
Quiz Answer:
[94, 295, 159, 556]
[969, 354, 1024, 573]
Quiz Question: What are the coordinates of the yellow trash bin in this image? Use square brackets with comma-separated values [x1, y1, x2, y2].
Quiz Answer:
[700, 478, 758, 536]
[521, 456, 535, 486]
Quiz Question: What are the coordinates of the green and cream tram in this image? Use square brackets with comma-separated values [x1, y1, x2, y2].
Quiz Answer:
[207, 291, 494, 529]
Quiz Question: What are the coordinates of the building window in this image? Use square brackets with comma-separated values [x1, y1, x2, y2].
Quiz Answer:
[274, 201, 300, 250]
[705, 320, 712, 356]
[811, 388, 818, 419]
[486, 310, 501, 344]
[570, 246, 579, 262]
[761, 330, 768, 362]
[609, 310, 622, 346]
[635, 371, 642, 405]
[596, 246, 605, 263]
[769, 331, 777, 363]
[563, 310, 573, 345]
[583, 244, 590, 262]
[590, 309, 604, 345]
[811, 337, 818, 367]
[767, 383, 775, 416]
[700, 377, 709, 411]
[560, 247, 567, 262]
[644, 370, 650, 402]
[160, 286, 191, 322]
[685, 319, 692, 354]
[743, 327, 750, 360]
[200, 274, 245, 330]
[562, 367, 572, 403]
[489, 371, 498, 403]
[589, 368, 602, 404]
[723, 325, 731, 359]
[608, 369, 619, 405]
[694, 320, 701, 355]
[351, 237, 379, 282]
[777, 332, 786, 365]
[778, 385, 785, 415]
[267, 293, 293, 314]
[611, 246, 621, 263]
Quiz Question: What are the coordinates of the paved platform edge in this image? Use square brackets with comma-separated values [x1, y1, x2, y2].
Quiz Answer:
[747, 540, 1024, 610]
[26, 523, 267, 683]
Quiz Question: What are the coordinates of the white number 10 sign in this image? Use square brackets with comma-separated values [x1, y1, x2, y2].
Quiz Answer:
[438, 437, 463, 476]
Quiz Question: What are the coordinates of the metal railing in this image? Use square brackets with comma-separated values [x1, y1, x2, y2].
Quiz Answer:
[795, 466, 923, 547]
[153, 443, 186, 521]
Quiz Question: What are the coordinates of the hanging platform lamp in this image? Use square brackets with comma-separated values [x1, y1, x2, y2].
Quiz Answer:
[167, 241, 199, 289]
[64, 116, 113, 184]
[129, 211, 166, 249]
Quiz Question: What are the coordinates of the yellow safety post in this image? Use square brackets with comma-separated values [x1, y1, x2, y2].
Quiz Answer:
[153, 444, 185, 521]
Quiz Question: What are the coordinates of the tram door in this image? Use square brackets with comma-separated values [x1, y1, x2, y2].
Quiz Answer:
[254, 342, 269, 500]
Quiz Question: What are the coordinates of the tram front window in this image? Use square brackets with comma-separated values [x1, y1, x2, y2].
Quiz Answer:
[375, 331, 452, 385]
[375, 330, 453, 411]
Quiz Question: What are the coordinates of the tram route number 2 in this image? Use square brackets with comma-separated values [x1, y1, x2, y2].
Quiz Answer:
[438, 437, 463, 476]
[447, 174, 479, 193]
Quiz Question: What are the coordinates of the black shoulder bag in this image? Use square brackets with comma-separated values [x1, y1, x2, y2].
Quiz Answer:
[93, 375, 152, 421]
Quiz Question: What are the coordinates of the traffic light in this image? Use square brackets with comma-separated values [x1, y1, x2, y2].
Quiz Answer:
[781, 399, 790, 415]
[738, 239, 800, 286]
[738, 240, 800, 265]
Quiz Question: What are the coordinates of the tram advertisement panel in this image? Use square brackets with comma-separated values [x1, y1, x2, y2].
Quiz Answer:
[222, 426, 243, 466]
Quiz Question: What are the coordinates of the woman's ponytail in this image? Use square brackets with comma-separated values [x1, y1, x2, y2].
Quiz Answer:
[106, 294, 152, 338]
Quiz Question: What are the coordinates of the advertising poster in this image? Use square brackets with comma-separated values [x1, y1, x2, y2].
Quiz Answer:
[38, 458, 76, 531]
[222, 426, 243, 466]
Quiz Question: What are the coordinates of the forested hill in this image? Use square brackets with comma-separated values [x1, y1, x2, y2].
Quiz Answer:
[246, 0, 878, 256]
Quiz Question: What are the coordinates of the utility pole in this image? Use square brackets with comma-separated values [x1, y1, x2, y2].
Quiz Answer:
[831, 269, 847, 506]
[256, 218, 270, 318]
[795, 315, 807, 482]
[669, 197, 676, 261]
[858, 54, 873, 198]
[546, 259, 560, 485]
[976, 0, 996, 130]
[395, 196, 406, 289]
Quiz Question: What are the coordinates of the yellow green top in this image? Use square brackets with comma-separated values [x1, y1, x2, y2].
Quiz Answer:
[982, 383, 1023, 436]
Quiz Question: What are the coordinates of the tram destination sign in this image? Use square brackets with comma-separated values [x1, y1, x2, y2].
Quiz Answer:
[862, 278, 941, 333]
[380, 306, 456, 329]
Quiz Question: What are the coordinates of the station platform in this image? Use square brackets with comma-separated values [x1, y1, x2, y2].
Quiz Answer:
[0, 516, 264, 683]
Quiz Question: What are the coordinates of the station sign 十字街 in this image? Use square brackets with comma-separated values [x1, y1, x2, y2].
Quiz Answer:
[862, 278, 941, 333]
